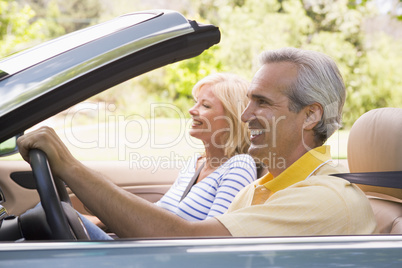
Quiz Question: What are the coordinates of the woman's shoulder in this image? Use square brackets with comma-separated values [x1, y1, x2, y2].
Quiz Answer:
[177, 153, 201, 175]
[227, 153, 255, 162]
[225, 154, 256, 168]
[215, 154, 257, 182]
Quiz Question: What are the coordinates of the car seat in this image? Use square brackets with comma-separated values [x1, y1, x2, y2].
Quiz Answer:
[347, 108, 402, 234]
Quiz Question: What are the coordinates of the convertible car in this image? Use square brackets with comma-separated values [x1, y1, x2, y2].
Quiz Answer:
[0, 9, 401, 267]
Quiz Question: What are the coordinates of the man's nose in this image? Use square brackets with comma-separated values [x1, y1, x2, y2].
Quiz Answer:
[241, 102, 253, 123]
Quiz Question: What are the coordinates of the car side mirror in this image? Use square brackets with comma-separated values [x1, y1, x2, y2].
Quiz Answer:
[0, 134, 22, 157]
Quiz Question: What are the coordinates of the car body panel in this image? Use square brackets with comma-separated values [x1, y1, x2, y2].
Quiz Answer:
[1, 236, 402, 267]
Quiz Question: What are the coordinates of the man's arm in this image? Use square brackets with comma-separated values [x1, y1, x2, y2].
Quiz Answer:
[17, 126, 231, 238]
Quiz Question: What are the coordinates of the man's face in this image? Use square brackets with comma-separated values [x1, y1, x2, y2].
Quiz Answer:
[241, 62, 307, 173]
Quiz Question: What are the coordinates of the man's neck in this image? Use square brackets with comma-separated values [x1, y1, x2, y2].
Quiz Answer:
[268, 144, 312, 178]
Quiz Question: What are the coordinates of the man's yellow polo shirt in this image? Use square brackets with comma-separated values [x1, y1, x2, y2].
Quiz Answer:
[216, 146, 377, 236]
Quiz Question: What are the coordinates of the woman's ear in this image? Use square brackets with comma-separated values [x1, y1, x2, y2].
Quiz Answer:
[303, 103, 323, 130]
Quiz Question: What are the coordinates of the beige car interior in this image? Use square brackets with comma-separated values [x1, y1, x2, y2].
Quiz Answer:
[0, 160, 178, 233]
[70, 161, 179, 231]
[0, 108, 401, 237]
[348, 107, 402, 234]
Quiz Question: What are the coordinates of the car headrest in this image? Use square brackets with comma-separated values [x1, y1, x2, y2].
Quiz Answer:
[347, 108, 402, 199]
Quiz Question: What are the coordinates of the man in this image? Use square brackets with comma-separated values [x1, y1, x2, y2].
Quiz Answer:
[17, 47, 376, 238]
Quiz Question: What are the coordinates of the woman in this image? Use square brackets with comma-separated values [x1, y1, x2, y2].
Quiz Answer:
[20, 73, 257, 239]
[155, 73, 257, 221]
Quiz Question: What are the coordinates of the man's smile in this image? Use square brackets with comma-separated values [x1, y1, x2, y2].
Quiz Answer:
[249, 129, 265, 142]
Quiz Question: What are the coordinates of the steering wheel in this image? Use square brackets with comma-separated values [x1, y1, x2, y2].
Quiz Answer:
[29, 149, 90, 240]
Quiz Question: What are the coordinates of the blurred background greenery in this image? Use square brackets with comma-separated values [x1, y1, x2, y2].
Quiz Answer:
[1, 0, 401, 161]
[1, 0, 401, 126]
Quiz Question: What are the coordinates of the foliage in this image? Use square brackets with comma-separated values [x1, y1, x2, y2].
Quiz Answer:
[0, 0, 102, 57]
[187, 0, 402, 127]
[387, 0, 402, 20]
[344, 33, 402, 123]
[92, 45, 225, 119]
[54, 0, 103, 33]
[162, 45, 225, 112]
[20, 0, 103, 36]
[0, 0, 47, 57]
[2, 0, 402, 126]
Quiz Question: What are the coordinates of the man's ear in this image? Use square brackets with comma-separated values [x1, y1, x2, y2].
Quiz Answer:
[303, 103, 323, 130]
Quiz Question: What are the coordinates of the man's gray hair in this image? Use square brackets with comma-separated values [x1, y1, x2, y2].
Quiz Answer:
[260, 47, 346, 143]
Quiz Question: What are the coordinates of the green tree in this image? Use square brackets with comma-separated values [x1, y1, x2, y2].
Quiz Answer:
[19, 0, 65, 38]
[20, 0, 103, 35]
[99, 46, 225, 119]
[57, 0, 103, 33]
[0, 0, 47, 57]
[74, 0, 402, 124]
[190, 0, 402, 127]
[162, 46, 225, 112]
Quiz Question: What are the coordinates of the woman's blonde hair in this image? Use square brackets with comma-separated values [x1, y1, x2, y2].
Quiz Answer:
[192, 73, 250, 158]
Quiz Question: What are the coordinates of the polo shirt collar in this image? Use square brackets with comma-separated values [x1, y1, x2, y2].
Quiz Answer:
[259, 145, 332, 193]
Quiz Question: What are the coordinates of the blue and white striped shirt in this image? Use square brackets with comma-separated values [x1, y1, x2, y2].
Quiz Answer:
[156, 154, 257, 221]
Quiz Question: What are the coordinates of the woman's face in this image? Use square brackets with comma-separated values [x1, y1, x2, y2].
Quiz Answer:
[188, 84, 229, 147]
